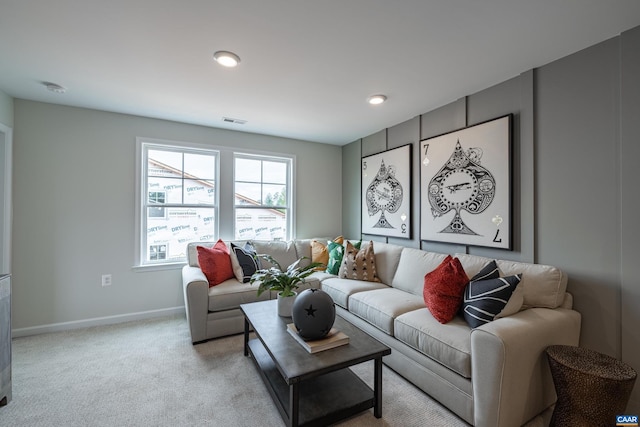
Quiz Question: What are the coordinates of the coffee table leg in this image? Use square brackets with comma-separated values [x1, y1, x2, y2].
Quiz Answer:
[289, 382, 299, 427]
[243, 317, 249, 357]
[374, 357, 383, 418]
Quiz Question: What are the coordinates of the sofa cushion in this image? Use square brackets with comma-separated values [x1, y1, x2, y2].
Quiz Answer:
[230, 242, 261, 283]
[208, 278, 270, 311]
[462, 274, 521, 328]
[456, 253, 568, 309]
[391, 248, 449, 296]
[338, 240, 380, 282]
[308, 270, 336, 283]
[252, 240, 298, 270]
[321, 277, 388, 308]
[363, 241, 404, 285]
[348, 288, 425, 335]
[423, 255, 469, 323]
[197, 240, 235, 287]
[394, 308, 472, 378]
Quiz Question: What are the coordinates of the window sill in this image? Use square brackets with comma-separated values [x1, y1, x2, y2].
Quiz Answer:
[132, 262, 186, 272]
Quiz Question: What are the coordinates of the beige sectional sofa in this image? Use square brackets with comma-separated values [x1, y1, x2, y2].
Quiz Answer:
[182, 238, 581, 427]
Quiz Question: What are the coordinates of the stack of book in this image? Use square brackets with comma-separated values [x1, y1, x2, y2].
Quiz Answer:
[286, 323, 349, 353]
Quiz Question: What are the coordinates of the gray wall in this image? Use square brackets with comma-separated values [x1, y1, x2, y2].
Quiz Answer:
[0, 90, 12, 127]
[342, 26, 640, 411]
[621, 24, 640, 416]
[11, 100, 342, 332]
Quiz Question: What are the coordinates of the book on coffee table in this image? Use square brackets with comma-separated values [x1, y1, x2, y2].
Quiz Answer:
[286, 323, 349, 353]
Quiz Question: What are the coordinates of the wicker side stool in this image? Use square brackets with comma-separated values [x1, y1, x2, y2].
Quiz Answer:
[546, 345, 637, 427]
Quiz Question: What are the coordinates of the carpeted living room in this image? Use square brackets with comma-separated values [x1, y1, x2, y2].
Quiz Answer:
[1, 2, 640, 427]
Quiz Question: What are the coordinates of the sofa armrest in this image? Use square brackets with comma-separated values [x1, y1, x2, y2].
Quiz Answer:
[471, 307, 581, 427]
[182, 265, 209, 343]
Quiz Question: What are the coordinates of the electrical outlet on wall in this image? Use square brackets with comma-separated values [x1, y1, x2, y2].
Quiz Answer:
[101, 274, 112, 287]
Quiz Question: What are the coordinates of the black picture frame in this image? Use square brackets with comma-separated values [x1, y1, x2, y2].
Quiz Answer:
[361, 144, 412, 238]
[420, 115, 512, 249]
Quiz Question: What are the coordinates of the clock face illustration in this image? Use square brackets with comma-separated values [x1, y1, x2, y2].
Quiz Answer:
[369, 180, 400, 210]
[439, 169, 477, 208]
[428, 141, 495, 235]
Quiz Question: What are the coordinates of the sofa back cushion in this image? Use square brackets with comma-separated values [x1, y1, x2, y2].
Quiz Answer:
[361, 241, 404, 285]
[455, 253, 568, 309]
[251, 240, 298, 270]
[293, 238, 314, 268]
[391, 248, 449, 296]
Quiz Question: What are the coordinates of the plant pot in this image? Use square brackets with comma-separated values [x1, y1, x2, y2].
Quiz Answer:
[277, 291, 297, 317]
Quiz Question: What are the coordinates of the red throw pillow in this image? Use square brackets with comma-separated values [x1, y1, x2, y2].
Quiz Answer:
[197, 239, 235, 287]
[423, 255, 469, 323]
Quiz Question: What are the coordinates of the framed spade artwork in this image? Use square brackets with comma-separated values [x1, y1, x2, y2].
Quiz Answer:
[420, 114, 512, 250]
[361, 144, 412, 238]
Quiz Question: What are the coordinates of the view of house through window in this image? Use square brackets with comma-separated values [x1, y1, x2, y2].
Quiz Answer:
[142, 144, 218, 264]
[234, 154, 291, 241]
[137, 139, 294, 266]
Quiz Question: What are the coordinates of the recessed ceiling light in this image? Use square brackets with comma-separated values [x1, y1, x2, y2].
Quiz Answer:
[213, 51, 241, 68]
[43, 82, 67, 94]
[368, 95, 387, 105]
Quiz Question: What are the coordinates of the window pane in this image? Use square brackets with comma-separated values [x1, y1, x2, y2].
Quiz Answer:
[148, 191, 166, 218]
[263, 184, 286, 207]
[146, 207, 216, 262]
[235, 182, 261, 204]
[184, 180, 215, 204]
[140, 141, 219, 266]
[235, 158, 261, 182]
[263, 161, 287, 184]
[235, 208, 286, 241]
[148, 150, 182, 176]
[184, 153, 215, 180]
[148, 177, 183, 203]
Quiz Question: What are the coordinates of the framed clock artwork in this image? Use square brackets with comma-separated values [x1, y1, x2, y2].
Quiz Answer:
[361, 144, 412, 238]
[420, 114, 513, 250]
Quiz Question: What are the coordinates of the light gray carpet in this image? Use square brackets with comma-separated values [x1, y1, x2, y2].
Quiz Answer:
[0, 314, 469, 426]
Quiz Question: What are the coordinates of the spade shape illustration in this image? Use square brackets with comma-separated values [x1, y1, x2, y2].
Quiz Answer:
[366, 160, 403, 229]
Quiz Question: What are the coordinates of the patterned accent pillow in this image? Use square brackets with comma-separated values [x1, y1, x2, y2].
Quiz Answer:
[230, 242, 261, 283]
[462, 274, 521, 328]
[423, 255, 469, 323]
[311, 236, 343, 271]
[197, 239, 235, 287]
[338, 241, 380, 282]
[326, 240, 361, 275]
[470, 260, 500, 282]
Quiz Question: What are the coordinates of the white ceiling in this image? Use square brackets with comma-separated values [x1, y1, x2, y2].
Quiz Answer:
[1, 1, 640, 145]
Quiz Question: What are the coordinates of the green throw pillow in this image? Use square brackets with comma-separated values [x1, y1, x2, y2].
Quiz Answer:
[326, 240, 361, 275]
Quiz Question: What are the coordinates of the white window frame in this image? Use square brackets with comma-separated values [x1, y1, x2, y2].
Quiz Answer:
[233, 152, 294, 241]
[134, 137, 220, 269]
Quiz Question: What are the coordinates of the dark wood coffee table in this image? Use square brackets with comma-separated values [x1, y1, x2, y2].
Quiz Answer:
[241, 300, 391, 427]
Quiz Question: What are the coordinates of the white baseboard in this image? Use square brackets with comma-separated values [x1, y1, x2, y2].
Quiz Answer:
[12, 306, 186, 338]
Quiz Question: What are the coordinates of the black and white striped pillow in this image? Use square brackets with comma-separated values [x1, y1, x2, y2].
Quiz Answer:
[462, 260, 521, 328]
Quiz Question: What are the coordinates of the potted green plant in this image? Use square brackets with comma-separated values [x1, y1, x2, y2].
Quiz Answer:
[250, 255, 323, 317]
